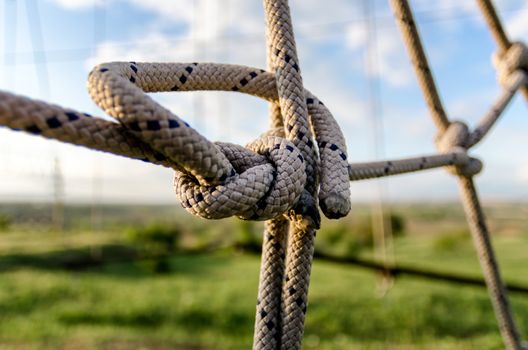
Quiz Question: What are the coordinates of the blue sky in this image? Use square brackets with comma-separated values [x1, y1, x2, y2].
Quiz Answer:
[0, 0, 527, 204]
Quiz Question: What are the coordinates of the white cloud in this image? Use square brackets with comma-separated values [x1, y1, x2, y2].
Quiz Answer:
[516, 163, 528, 183]
[506, 5, 528, 40]
[49, 0, 104, 9]
[345, 21, 412, 87]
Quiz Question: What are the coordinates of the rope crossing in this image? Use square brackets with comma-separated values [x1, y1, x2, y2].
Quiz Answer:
[0, 0, 527, 349]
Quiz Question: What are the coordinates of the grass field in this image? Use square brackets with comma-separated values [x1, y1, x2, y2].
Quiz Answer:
[0, 202, 527, 349]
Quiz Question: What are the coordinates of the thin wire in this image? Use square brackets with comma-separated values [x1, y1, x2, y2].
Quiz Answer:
[363, 0, 394, 296]
[220, 0, 231, 141]
[25, 0, 51, 99]
[3, 0, 17, 89]
[91, 0, 105, 241]
[192, 0, 205, 134]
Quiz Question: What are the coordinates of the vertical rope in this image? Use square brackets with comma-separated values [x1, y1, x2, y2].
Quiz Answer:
[252, 8, 290, 349]
[262, 1, 319, 349]
[389, 0, 450, 133]
[253, 218, 289, 350]
[280, 220, 316, 349]
[458, 176, 522, 350]
[475, 0, 528, 100]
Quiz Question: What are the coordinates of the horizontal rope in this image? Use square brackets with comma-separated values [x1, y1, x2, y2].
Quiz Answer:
[0, 62, 351, 220]
[348, 150, 475, 181]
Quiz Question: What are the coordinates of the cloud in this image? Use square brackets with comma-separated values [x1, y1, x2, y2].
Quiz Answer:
[516, 163, 528, 183]
[49, 0, 104, 9]
[506, 5, 528, 40]
[345, 21, 413, 87]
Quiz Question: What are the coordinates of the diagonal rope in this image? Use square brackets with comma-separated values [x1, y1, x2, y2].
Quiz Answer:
[390, 1, 524, 349]
[389, 0, 450, 133]
[458, 176, 523, 350]
[476, 0, 528, 101]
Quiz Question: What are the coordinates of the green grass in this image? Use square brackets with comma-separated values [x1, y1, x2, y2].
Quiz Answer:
[1, 202, 527, 349]
[0, 252, 527, 350]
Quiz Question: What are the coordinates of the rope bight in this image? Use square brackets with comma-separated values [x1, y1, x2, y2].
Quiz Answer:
[0, 0, 526, 349]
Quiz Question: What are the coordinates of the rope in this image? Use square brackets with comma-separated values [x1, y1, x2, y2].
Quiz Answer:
[0, 62, 351, 221]
[389, 0, 450, 133]
[1, 1, 527, 349]
[476, 0, 528, 100]
[458, 176, 523, 350]
[349, 150, 477, 181]
[390, 1, 524, 349]
[1, 2, 351, 348]
[467, 70, 528, 147]
[252, 11, 289, 350]
[260, 1, 322, 348]
[253, 217, 288, 350]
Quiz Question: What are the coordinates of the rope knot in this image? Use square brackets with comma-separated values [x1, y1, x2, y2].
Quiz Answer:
[174, 136, 306, 221]
[435, 121, 483, 177]
[436, 121, 470, 152]
[84, 61, 350, 222]
[493, 41, 528, 88]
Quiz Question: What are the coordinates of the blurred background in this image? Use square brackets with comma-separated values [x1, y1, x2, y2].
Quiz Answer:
[0, 0, 527, 349]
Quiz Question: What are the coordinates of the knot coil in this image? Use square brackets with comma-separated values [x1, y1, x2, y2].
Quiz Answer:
[175, 136, 306, 220]
[493, 42, 528, 88]
[436, 121, 483, 177]
[86, 61, 351, 221]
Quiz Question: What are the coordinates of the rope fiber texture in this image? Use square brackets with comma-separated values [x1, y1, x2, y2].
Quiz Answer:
[1, 0, 527, 349]
[1, 62, 351, 222]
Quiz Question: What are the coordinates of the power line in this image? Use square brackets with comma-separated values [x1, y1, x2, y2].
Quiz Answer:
[363, 0, 395, 296]
[3, 0, 17, 89]
[25, 0, 51, 98]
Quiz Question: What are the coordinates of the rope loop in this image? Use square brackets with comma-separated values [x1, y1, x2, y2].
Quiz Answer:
[493, 41, 528, 88]
[84, 61, 350, 221]
[435, 121, 483, 177]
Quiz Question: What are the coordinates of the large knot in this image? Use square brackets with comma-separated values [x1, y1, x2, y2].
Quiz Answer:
[435, 121, 483, 177]
[175, 136, 306, 220]
[492, 42, 528, 88]
[86, 62, 351, 221]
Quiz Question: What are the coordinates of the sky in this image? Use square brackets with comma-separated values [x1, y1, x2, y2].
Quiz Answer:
[0, 0, 527, 204]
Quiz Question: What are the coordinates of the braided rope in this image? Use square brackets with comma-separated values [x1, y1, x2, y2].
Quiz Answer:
[1, 62, 351, 221]
[262, 1, 321, 349]
[476, 0, 528, 101]
[468, 70, 528, 147]
[0, 1, 527, 349]
[349, 150, 475, 181]
[389, 0, 450, 133]
[458, 176, 523, 350]
[253, 217, 288, 350]
[390, 1, 524, 349]
[253, 11, 290, 350]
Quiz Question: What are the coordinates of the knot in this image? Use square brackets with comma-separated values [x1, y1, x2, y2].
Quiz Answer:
[175, 136, 306, 220]
[86, 62, 351, 221]
[435, 121, 470, 152]
[435, 121, 483, 177]
[492, 42, 528, 88]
